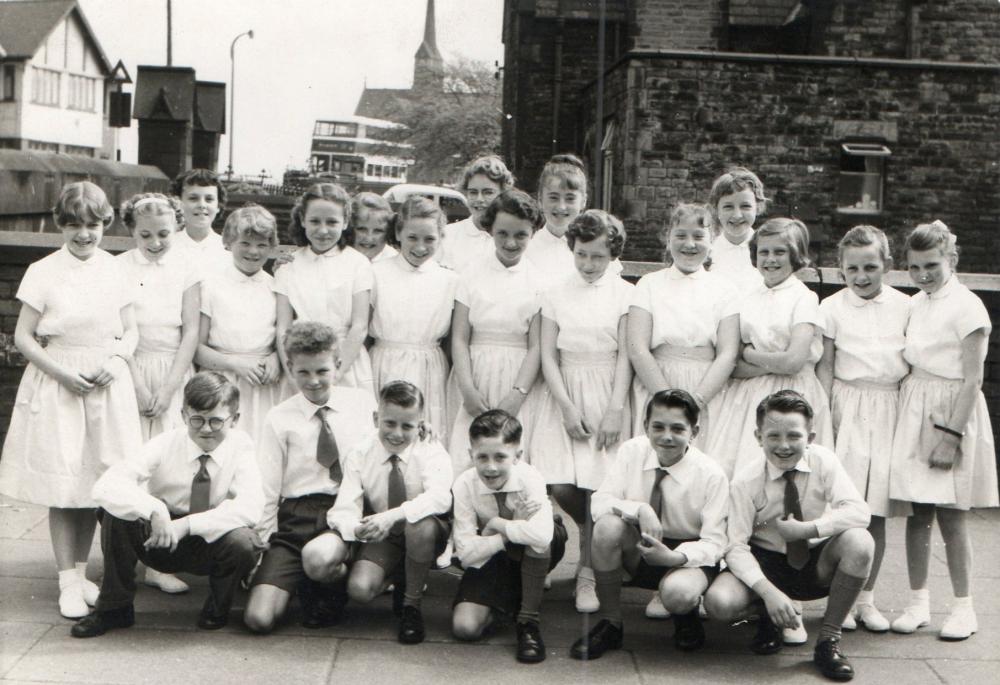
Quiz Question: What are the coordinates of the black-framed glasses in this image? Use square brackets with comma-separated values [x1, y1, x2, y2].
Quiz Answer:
[185, 413, 232, 431]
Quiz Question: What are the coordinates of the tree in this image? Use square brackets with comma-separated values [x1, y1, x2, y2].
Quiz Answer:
[379, 58, 502, 185]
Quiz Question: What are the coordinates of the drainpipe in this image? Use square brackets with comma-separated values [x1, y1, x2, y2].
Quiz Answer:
[551, 3, 565, 155]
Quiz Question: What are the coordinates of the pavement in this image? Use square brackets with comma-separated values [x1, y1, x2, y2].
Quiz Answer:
[0, 495, 998, 685]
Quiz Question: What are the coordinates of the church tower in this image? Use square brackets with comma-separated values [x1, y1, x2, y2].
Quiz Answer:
[412, 0, 444, 94]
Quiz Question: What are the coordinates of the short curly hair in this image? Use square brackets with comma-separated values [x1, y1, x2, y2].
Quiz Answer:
[837, 224, 892, 268]
[708, 166, 768, 218]
[120, 193, 184, 231]
[459, 155, 515, 193]
[171, 168, 228, 211]
[222, 204, 278, 248]
[565, 209, 626, 258]
[749, 217, 811, 271]
[479, 189, 545, 233]
[289, 183, 351, 248]
[283, 321, 338, 362]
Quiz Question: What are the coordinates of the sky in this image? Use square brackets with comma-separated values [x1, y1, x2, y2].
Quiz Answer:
[77, 0, 505, 180]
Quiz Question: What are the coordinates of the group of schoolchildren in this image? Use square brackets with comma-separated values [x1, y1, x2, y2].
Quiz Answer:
[0, 153, 994, 683]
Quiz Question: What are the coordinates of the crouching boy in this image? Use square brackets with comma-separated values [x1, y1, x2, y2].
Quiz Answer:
[703, 390, 873, 682]
[301, 380, 453, 644]
[71, 372, 265, 637]
[570, 389, 729, 660]
[451, 410, 567, 664]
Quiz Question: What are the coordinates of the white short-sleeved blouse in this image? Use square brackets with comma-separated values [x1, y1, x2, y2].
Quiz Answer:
[201, 263, 276, 355]
[118, 248, 201, 353]
[820, 285, 909, 384]
[436, 218, 493, 274]
[630, 265, 739, 349]
[740, 276, 824, 363]
[371, 255, 458, 344]
[456, 253, 540, 339]
[273, 245, 373, 334]
[904, 276, 992, 379]
[541, 270, 633, 353]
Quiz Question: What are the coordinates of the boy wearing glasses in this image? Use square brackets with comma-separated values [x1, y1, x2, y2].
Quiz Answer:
[71, 372, 265, 637]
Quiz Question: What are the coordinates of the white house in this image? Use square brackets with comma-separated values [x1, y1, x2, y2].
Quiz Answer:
[0, 0, 114, 158]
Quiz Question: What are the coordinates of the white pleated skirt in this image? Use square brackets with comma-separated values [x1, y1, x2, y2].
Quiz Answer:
[217, 353, 283, 449]
[530, 351, 630, 490]
[0, 344, 142, 507]
[889, 369, 998, 510]
[133, 349, 192, 442]
[371, 340, 451, 446]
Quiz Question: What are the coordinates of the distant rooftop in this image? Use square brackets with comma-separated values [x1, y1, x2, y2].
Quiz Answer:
[0, 0, 110, 71]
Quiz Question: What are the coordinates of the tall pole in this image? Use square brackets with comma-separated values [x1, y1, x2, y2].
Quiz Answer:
[227, 29, 254, 179]
[166, 0, 172, 66]
[594, 0, 606, 208]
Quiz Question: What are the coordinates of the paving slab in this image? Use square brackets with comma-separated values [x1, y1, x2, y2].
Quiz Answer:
[331, 638, 641, 684]
[0, 622, 51, 678]
[0, 498, 47, 541]
[926, 658, 1000, 685]
[3, 628, 337, 685]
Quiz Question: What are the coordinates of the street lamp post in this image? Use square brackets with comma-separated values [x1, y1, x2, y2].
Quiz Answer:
[227, 29, 254, 179]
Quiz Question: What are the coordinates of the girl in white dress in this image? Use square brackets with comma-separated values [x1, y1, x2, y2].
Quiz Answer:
[0, 182, 142, 618]
[437, 155, 514, 274]
[816, 225, 910, 633]
[196, 205, 282, 446]
[627, 204, 741, 454]
[526, 154, 623, 292]
[887, 221, 996, 641]
[706, 218, 834, 478]
[118, 194, 201, 442]
[349, 192, 398, 264]
[448, 190, 546, 476]
[706, 167, 765, 293]
[530, 209, 633, 613]
[370, 196, 458, 442]
[275, 183, 374, 395]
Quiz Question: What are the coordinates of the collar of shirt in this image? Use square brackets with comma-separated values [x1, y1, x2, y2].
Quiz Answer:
[666, 264, 706, 281]
[458, 218, 483, 238]
[130, 248, 170, 268]
[712, 230, 754, 251]
[184, 435, 217, 464]
[472, 465, 527, 495]
[487, 250, 527, 273]
[641, 442, 699, 486]
[536, 226, 567, 247]
[223, 261, 269, 284]
[59, 244, 103, 269]
[928, 274, 960, 301]
[845, 286, 888, 307]
[300, 245, 343, 262]
[765, 455, 812, 481]
[395, 254, 438, 274]
[573, 268, 616, 288]
[374, 438, 414, 466]
[764, 274, 801, 294]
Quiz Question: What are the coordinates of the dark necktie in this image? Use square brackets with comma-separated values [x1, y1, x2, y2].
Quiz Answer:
[493, 491, 522, 560]
[315, 407, 342, 483]
[189, 454, 211, 514]
[649, 468, 668, 522]
[783, 470, 810, 570]
[387, 455, 406, 535]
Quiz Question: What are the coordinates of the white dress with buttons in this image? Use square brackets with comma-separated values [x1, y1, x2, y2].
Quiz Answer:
[370, 255, 458, 444]
[118, 247, 201, 441]
[821, 285, 910, 517]
[529, 270, 633, 489]
[0, 247, 142, 507]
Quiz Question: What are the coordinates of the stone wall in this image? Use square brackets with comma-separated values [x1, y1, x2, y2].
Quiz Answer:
[581, 53, 1000, 272]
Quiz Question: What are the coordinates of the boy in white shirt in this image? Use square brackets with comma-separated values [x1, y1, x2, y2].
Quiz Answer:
[570, 389, 729, 660]
[303, 381, 453, 644]
[71, 372, 265, 637]
[244, 322, 376, 633]
[703, 390, 873, 682]
[451, 410, 567, 664]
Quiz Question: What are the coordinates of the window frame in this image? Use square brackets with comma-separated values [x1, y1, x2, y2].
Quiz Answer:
[836, 142, 891, 216]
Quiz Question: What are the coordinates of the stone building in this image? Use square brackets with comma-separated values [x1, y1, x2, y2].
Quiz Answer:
[501, 0, 1000, 271]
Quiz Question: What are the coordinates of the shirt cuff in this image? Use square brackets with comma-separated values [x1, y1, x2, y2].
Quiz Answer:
[814, 517, 835, 539]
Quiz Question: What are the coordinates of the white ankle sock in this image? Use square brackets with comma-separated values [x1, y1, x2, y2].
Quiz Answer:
[58, 568, 78, 590]
[911, 588, 930, 605]
[856, 590, 875, 606]
[952, 596, 973, 609]
[75, 562, 89, 579]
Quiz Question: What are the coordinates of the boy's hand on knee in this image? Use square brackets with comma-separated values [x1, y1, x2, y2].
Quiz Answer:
[358, 510, 403, 542]
[759, 586, 800, 629]
[638, 533, 685, 567]
[637, 504, 663, 541]
[145, 510, 178, 551]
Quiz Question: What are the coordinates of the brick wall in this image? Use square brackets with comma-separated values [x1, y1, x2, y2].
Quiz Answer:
[629, 0, 725, 51]
[581, 54, 1000, 272]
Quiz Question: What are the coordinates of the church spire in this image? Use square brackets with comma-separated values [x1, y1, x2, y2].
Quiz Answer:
[414, 0, 442, 61]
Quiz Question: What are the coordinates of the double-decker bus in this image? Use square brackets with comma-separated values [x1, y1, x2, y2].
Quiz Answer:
[307, 116, 412, 193]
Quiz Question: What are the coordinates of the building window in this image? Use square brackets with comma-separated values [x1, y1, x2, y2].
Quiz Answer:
[67, 74, 97, 111]
[312, 154, 330, 172]
[2, 66, 15, 101]
[837, 143, 890, 214]
[27, 140, 60, 152]
[64, 144, 94, 157]
[314, 121, 359, 137]
[31, 67, 60, 106]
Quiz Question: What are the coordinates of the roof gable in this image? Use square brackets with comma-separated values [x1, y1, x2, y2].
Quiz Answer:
[0, 1, 110, 72]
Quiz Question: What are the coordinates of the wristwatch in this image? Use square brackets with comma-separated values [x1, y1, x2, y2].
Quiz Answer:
[512, 385, 529, 396]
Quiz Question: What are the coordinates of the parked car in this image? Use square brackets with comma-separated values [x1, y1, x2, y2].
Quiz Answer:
[382, 183, 470, 223]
